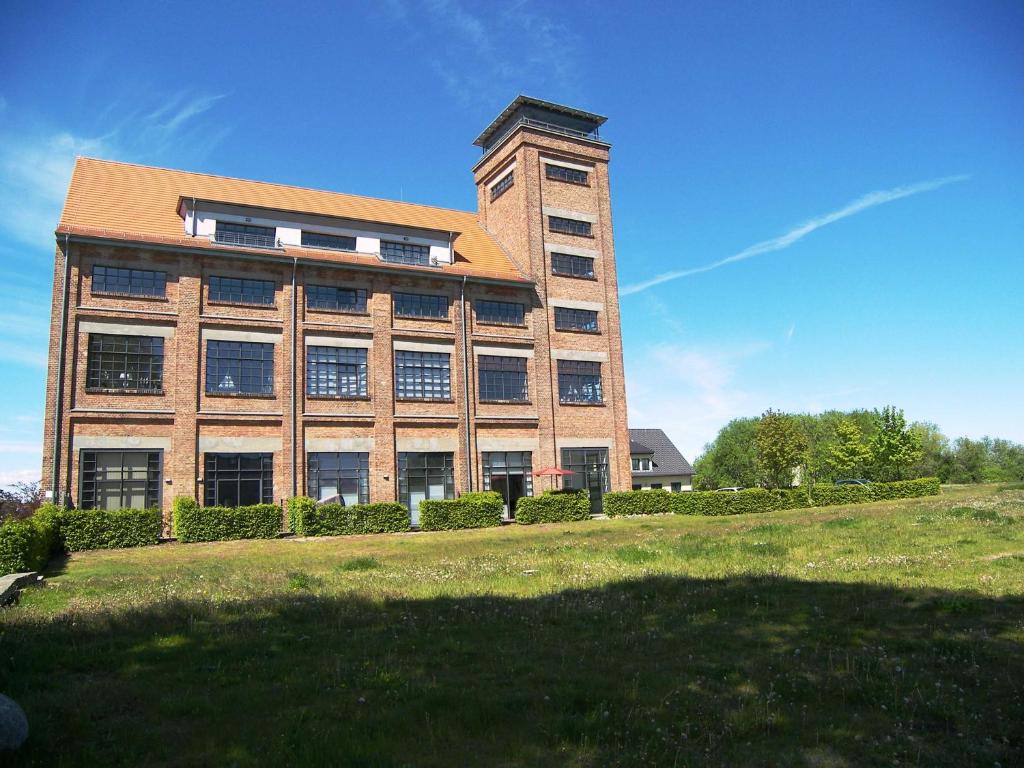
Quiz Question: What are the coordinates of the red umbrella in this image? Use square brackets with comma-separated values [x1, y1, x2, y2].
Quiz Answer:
[533, 466, 575, 489]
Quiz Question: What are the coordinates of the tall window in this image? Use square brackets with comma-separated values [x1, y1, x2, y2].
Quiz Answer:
[301, 231, 356, 251]
[478, 355, 528, 402]
[398, 452, 455, 526]
[393, 293, 448, 319]
[548, 216, 592, 237]
[554, 307, 599, 333]
[551, 252, 595, 279]
[208, 276, 276, 305]
[204, 453, 273, 507]
[306, 285, 367, 313]
[476, 300, 525, 326]
[92, 265, 166, 297]
[557, 359, 603, 404]
[306, 346, 368, 398]
[381, 241, 431, 266]
[214, 221, 277, 249]
[86, 334, 164, 392]
[307, 453, 369, 504]
[206, 341, 274, 395]
[80, 450, 161, 510]
[546, 164, 589, 185]
[482, 451, 533, 519]
[395, 351, 451, 400]
[490, 171, 514, 201]
[561, 447, 609, 514]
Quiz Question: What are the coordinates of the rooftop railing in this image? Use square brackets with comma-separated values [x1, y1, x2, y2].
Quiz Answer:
[213, 230, 279, 250]
[482, 117, 605, 155]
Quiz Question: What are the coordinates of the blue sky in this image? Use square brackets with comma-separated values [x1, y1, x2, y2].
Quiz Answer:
[1, 0, 1021, 484]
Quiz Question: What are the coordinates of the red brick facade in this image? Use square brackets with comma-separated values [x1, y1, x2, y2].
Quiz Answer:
[41, 101, 631, 529]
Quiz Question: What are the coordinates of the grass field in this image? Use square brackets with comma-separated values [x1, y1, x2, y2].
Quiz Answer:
[2, 485, 1022, 767]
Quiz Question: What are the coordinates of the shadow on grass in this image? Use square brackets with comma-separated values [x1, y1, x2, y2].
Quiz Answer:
[1, 575, 1022, 767]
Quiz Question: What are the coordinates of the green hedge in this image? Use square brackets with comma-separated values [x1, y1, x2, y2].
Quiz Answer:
[0, 514, 57, 575]
[173, 497, 282, 543]
[515, 490, 591, 525]
[60, 508, 162, 551]
[419, 492, 503, 531]
[605, 477, 942, 518]
[288, 496, 409, 536]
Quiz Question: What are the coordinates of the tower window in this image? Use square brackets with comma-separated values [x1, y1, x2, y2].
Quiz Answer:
[548, 216, 592, 237]
[546, 164, 589, 185]
[490, 171, 514, 201]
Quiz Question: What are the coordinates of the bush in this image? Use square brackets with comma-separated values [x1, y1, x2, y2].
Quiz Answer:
[515, 490, 591, 525]
[32, 503, 67, 554]
[671, 488, 782, 516]
[0, 515, 56, 574]
[289, 497, 409, 536]
[604, 489, 673, 517]
[419, 492, 503, 531]
[173, 496, 282, 543]
[807, 484, 874, 507]
[61, 508, 162, 551]
[870, 477, 941, 500]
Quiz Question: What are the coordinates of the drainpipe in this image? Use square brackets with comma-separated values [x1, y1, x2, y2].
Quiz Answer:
[460, 273, 473, 492]
[290, 256, 298, 497]
[51, 234, 71, 504]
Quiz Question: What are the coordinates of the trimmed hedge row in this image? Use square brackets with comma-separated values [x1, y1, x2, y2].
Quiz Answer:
[0, 514, 57, 574]
[515, 490, 591, 525]
[173, 497, 282, 543]
[287, 496, 410, 536]
[419, 492, 503, 531]
[61, 508, 162, 551]
[605, 477, 942, 518]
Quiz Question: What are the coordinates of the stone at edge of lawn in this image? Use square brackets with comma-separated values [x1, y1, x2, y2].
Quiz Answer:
[0, 693, 29, 751]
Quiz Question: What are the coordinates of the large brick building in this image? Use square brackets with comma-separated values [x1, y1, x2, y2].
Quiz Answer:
[41, 96, 631, 528]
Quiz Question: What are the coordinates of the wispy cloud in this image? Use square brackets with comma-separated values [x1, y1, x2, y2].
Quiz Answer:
[620, 174, 970, 296]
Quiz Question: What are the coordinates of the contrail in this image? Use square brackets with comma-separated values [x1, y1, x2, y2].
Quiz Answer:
[619, 174, 969, 296]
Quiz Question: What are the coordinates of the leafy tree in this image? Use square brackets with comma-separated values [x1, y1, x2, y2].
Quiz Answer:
[827, 419, 873, 478]
[755, 409, 807, 489]
[692, 417, 759, 490]
[909, 422, 953, 481]
[948, 437, 987, 484]
[0, 480, 44, 523]
[983, 438, 1024, 482]
[869, 406, 923, 481]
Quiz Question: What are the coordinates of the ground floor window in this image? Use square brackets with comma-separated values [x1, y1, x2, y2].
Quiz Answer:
[307, 452, 369, 504]
[671, 482, 682, 492]
[204, 453, 273, 507]
[481, 451, 533, 519]
[561, 447, 610, 514]
[80, 450, 161, 510]
[632, 484, 641, 490]
[398, 452, 455, 526]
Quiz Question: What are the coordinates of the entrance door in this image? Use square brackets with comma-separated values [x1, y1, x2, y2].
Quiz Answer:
[408, 478, 426, 527]
[507, 474, 525, 518]
[490, 476, 510, 518]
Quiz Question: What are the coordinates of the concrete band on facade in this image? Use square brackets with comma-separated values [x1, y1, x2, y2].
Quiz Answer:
[486, 161, 517, 188]
[548, 298, 603, 312]
[395, 436, 459, 452]
[79, 320, 176, 338]
[305, 437, 375, 452]
[473, 344, 534, 358]
[200, 328, 283, 344]
[197, 437, 282, 452]
[558, 437, 614, 448]
[304, 335, 373, 348]
[392, 340, 456, 353]
[541, 206, 598, 224]
[476, 437, 540, 451]
[72, 435, 172, 450]
[543, 242, 597, 258]
[550, 348, 609, 362]
[540, 155, 594, 172]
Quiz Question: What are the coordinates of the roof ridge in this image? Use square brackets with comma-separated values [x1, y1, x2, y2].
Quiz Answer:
[73, 156, 478, 218]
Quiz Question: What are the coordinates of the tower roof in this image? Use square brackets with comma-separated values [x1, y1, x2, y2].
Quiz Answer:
[473, 95, 608, 150]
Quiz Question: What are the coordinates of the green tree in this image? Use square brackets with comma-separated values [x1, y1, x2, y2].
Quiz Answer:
[692, 417, 760, 490]
[827, 419, 873, 478]
[985, 438, 1024, 482]
[756, 409, 807, 489]
[910, 422, 953, 481]
[869, 406, 923, 481]
[948, 437, 987, 483]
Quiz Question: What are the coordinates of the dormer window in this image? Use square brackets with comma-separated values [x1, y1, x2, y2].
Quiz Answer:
[301, 231, 356, 252]
[632, 457, 653, 472]
[381, 240, 431, 266]
[214, 221, 278, 249]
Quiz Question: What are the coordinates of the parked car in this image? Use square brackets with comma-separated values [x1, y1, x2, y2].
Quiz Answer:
[834, 479, 872, 486]
[716, 486, 745, 492]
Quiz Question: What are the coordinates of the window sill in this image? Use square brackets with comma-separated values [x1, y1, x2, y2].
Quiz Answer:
[394, 314, 451, 322]
[90, 291, 169, 302]
[479, 399, 532, 405]
[306, 395, 371, 401]
[475, 321, 528, 329]
[548, 231, 595, 239]
[551, 273, 598, 282]
[206, 300, 278, 309]
[205, 391, 277, 399]
[306, 307, 370, 317]
[554, 328, 601, 335]
[559, 400, 605, 407]
[396, 398, 455, 404]
[85, 388, 165, 395]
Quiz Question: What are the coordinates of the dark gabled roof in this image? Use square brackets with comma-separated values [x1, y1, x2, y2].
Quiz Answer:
[629, 429, 694, 477]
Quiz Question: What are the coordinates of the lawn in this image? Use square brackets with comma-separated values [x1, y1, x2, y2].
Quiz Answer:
[2, 485, 1022, 767]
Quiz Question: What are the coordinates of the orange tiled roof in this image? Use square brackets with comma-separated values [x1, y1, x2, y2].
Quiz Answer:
[57, 157, 527, 283]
